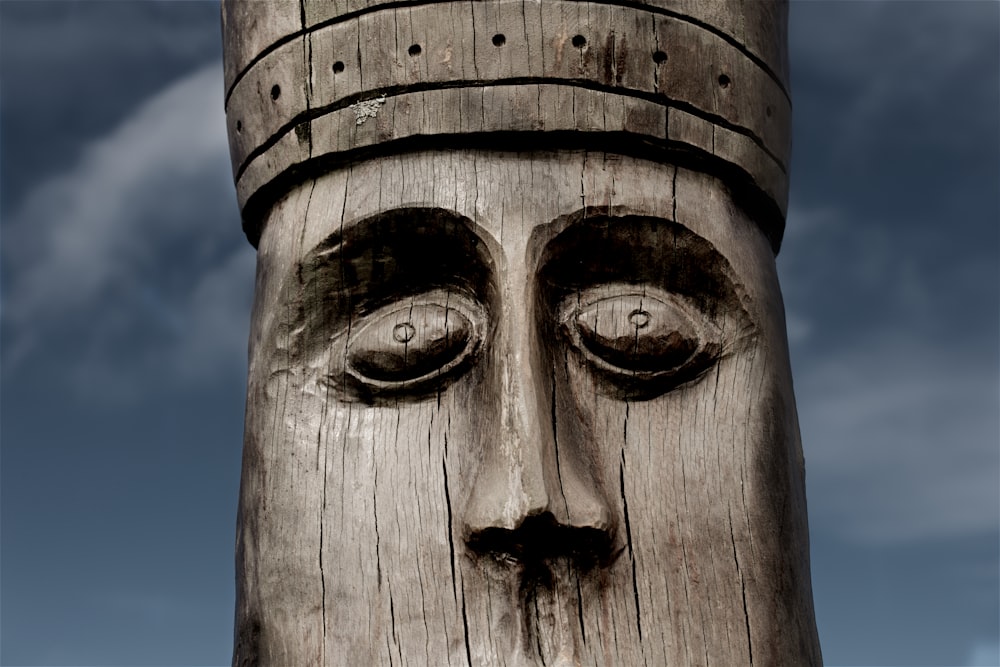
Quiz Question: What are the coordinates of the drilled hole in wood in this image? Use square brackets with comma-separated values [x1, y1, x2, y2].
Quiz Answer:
[270, 84, 281, 101]
[235, 120, 242, 133]
[492, 33, 506, 47]
[628, 309, 651, 329]
[652, 50, 668, 65]
[333, 61, 345, 74]
[717, 74, 731, 89]
[392, 322, 416, 344]
[408, 43, 422, 57]
[572, 34, 586, 48]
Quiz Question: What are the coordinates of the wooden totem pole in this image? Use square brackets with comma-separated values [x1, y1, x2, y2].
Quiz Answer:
[222, 0, 821, 664]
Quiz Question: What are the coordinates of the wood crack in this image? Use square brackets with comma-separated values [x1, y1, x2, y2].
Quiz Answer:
[619, 452, 642, 641]
[461, 581, 473, 666]
[443, 458, 458, 601]
[729, 509, 753, 665]
[550, 365, 571, 519]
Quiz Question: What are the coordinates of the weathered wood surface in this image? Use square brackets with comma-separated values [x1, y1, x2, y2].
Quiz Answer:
[222, 0, 791, 249]
[223, 0, 789, 92]
[224, 2, 821, 665]
[233, 153, 821, 666]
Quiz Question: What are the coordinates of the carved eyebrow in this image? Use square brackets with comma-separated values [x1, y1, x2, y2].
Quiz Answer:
[534, 215, 744, 320]
[278, 207, 496, 358]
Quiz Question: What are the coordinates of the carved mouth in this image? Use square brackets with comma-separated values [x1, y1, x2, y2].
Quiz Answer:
[466, 513, 618, 571]
[465, 514, 623, 665]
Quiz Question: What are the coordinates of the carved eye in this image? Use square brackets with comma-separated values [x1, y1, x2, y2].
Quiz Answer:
[559, 287, 719, 396]
[344, 292, 486, 394]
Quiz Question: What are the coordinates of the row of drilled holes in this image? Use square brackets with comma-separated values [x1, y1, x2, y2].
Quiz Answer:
[236, 34, 744, 133]
[325, 34, 675, 79]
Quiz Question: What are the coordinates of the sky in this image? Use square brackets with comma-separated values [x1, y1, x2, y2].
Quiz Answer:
[0, 1, 997, 666]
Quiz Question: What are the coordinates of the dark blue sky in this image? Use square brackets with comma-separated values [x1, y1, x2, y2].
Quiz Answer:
[2, 2, 997, 665]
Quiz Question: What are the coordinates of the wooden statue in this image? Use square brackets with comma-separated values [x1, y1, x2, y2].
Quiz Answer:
[222, 1, 822, 664]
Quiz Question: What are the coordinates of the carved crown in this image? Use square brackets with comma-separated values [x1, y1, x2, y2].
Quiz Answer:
[222, 0, 790, 250]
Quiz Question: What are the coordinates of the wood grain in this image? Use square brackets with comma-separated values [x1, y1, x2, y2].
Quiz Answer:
[232, 152, 821, 666]
[222, 0, 791, 249]
[224, 3, 821, 665]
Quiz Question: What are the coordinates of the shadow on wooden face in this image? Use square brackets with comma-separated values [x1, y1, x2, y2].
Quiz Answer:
[234, 151, 821, 666]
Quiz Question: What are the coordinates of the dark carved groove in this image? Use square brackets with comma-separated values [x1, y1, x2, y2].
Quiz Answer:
[240, 134, 787, 255]
[232, 77, 787, 183]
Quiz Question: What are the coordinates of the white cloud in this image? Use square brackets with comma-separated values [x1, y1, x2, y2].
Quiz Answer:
[3, 63, 256, 400]
[171, 245, 256, 382]
[967, 639, 1000, 667]
[798, 336, 998, 545]
[779, 204, 999, 546]
[784, 310, 813, 344]
[5, 63, 231, 317]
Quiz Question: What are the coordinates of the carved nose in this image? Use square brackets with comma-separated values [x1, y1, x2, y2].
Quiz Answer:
[463, 440, 615, 563]
[462, 305, 614, 563]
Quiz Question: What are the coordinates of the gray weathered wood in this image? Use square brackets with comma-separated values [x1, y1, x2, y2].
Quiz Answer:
[224, 2, 821, 665]
[223, 0, 791, 249]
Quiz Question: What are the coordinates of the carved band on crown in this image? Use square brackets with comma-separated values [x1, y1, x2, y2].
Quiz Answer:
[223, 0, 791, 250]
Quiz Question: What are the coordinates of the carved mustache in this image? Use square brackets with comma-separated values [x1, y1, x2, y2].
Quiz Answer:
[465, 513, 620, 570]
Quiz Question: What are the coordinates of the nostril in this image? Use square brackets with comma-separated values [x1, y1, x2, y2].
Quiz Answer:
[466, 512, 615, 568]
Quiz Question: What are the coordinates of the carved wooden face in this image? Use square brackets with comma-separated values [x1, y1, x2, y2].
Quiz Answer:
[236, 151, 818, 665]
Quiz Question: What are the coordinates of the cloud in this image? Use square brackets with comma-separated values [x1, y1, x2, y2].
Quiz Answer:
[2, 62, 255, 401]
[779, 205, 999, 546]
[782, 6, 998, 545]
[791, 1, 997, 83]
[797, 336, 998, 545]
[967, 639, 1000, 667]
[790, 2, 998, 166]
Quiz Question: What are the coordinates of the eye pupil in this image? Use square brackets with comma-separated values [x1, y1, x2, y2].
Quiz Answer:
[392, 322, 416, 343]
[565, 291, 710, 389]
[628, 309, 650, 329]
[343, 295, 485, 396]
